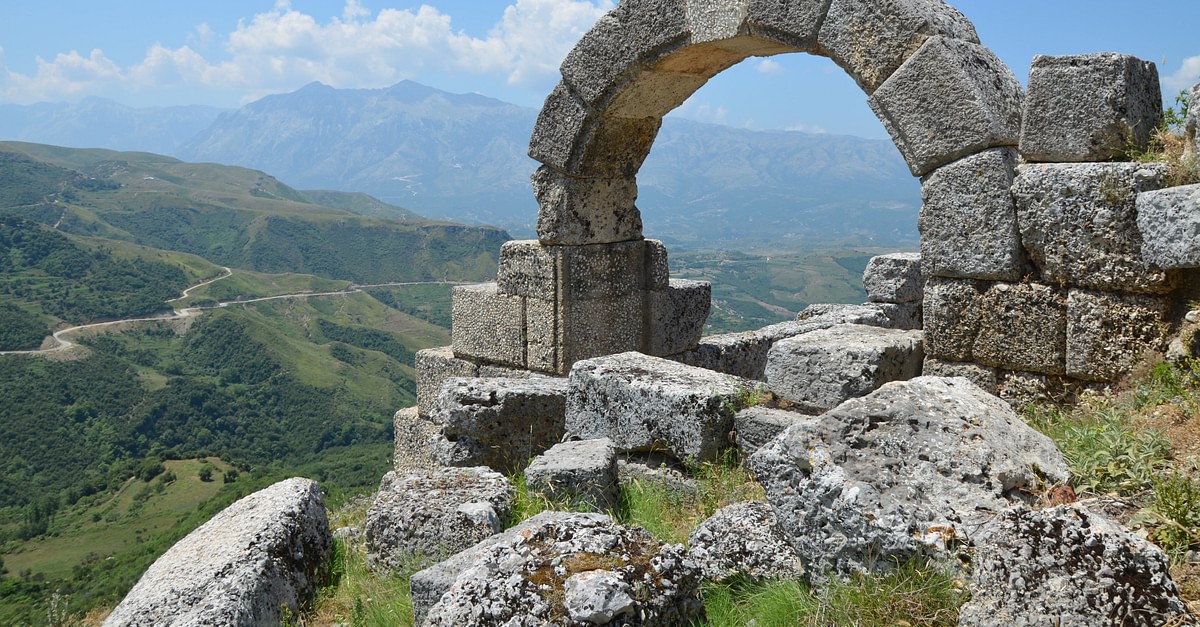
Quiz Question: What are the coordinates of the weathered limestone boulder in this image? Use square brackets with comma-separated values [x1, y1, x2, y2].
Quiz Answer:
[920, 148, 1024, 281]
[1138, 183, 1200, 269]
[765, 324, 924, 413]
[1020, 53, 1162, 162]
[429, 377, 569, 474]
[959, 505, 1193, 627]
[733, 406, 810, 456]
[862, 252, 923, 303]
[1066, 290, 1172, 381]
[525, 438, 619, 511]
[421, 513, 703, 627]
[1012, 162, 1175, 294]
[103, 478, 330, 627]
[364, 468, 512, 572]
[749, 377, 1069, 577]
[566, 352, 754, 462]
[687, 501, 805, 583]
[415, 346, 539, 417]
[869, 36, 1024, 176]
[393, 407, 438, 473]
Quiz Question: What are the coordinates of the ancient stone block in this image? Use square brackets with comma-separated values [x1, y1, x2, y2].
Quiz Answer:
[104, 479, 330, 627]
[745, 0, 829, 50]
[524, 438, 618, 510]
[414, 346, 536, 417]
[796, 302, 896, 327]
[959, 505, 1191, 627]
[749, 377, 1069, 577]
[525, 297, 558, 373]
[1067, 290, 1172, 381]
[687, 501, 805, 583]
[559, 0, 691, 108]
[974, 282, 1067, 375]
[669, 330, 776, 380]
[818, 0, 978, 94]
[497, 239, 558, 300]
[566, 351, 753, 462]
[919, 147, 1024, 280]
[365, 468, 512, 572]
[559, 292, 646, 369]
[733, 406, 810, 456]
[921, 278, 984, 362]
[393, 407, 438, 473]
[648, 279, 711, 356]
[876, 302, 923, 330]
[1137, 183, 1200, 269]
[869, 36, 1023, 176]
[451, 283, 525, 368]
[765, 324, 924, 412]
[1020, 53, 1163, 162]
[430, 377, 570, 474]
[1013, 162, 1176, 293]
[921, 357, 998, 395]
[685, 0, 751, 44]
[576, 114, 663, 179]
[606, 68, 710, 118]
[862, 252, 923, 303]
[1189, 83, 1200, 154]
[528, 82, 590, 174]
[499, 239, 665, 301]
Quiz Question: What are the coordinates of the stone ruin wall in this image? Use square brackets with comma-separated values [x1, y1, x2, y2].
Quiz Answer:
[434, 0, 1200, 403]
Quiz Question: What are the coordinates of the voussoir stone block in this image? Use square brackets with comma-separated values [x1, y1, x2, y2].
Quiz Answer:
[1137, 183, 1200, 269]
[104, 478, 330, 627]
[430, 377, 570, 474]
[685, 0, 750, 44]
[567, 351, 754, 462]
[414, 346, 539, 418]
[921, 277, 985, 362]
[818, 0, 978, 94]
[745, 0, 829, 50]
[1020, 53, 1163, 162]
[1013, 162, 1176, 294]
[525, 438, 619, 510]
[450, 283, 525, 368]
[862, 252, 923, 303]
[869, 36, 1024, 176]
[974, 282, 1068, 376]
[765, 324, 924, 413]
[919, 147, 1024, 280]
[1067, 289, 1172, 382]
[531, 168, 642, 247]
[649, 278, 711, 355]
[529, 82, 590, 174]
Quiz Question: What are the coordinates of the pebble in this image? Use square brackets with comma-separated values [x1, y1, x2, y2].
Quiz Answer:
[1186, 310, 1199, 324]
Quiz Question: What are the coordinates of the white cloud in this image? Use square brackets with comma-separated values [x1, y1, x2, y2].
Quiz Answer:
[1164, 55, 1200, 93]
[0, 0, 614, 105]
[756, 59, 782, 74]
[784, 122, 827, 134]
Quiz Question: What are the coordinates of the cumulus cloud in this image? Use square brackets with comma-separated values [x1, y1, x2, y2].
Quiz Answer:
[785, 122, 827, 134]
[756, 59, 782, 74]
[1163, 55, 1200, 93]
[0, 0, 613, 105]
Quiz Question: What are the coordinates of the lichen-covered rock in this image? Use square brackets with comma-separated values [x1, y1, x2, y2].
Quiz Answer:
[959, 505, 1194, 627]
[525, 438, 619, 511]
[103, 478, 330, 627]
[364, 468, 512, 572]
[422, 513, 703, 627]
[749, 376, 1069, 577]
[687, 501, 805, 583]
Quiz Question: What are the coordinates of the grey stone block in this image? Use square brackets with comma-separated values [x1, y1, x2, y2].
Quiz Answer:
[685, 0, 751, 44]
[1066, 289, 1172, 382]
[393, 407, 438, 473]
[797, 302, 897, 327]
[1020, 53, 1163, 162]
[1013, 162, 1177, 294]
[919, 147, 1024, 280]
[974, 282, 1067, 376]
[524, 438, 618, 510]
[869, 36, 1024, 176]
[1189, 83, 1200, 154]
[525, 297, 558, 373]
[430, 377, 570, 474]
[862, 252, 923, 303]
[1137, 183, 1200, 269]
[921, 357, 997, 395]
[876, 302, 923, 330]
[414, 346, 537, 418]
[559, 292, 646, 368]
[531, 167, 642, 247]
[649, 279, 711, 355]
[733, 406, 810, 456]
[818, 0, 978, 94]
[365, 468, 511, 572]
[745, 0, 829, 50]
[496, 239, 559, 300]
[450, 283, 525, 368]
[921, 278, 984, 362]
[104, 479, 330, 627]
[687, 501, 805, 583]
[498, 239, 665, 301]
[528, 82, 590, 175]
[669, 330, 776, 380]
[409, 511, 608, 625]
[607, 67, 710, 118]
[765, 324, 924, 412]
[566, 351, 754, 462]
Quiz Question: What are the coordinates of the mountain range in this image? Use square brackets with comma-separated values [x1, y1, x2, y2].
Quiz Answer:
[0, 81, 921, 245]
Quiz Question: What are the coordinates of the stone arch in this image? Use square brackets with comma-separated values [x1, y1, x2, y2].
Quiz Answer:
[527, 0, 1024, 246]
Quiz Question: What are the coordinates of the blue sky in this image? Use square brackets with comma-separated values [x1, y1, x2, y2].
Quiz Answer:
[1, 1, 1198, 139]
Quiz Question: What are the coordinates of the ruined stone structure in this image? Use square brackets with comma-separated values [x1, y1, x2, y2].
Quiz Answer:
[443, 0, 1194, 394]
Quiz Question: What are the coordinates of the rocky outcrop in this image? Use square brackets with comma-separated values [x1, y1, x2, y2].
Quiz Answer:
[103, 478, 330, 627]
[364, 468, 512, 572]
[959, 505, 1194, 627]
[749, 376, 1069, 577]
